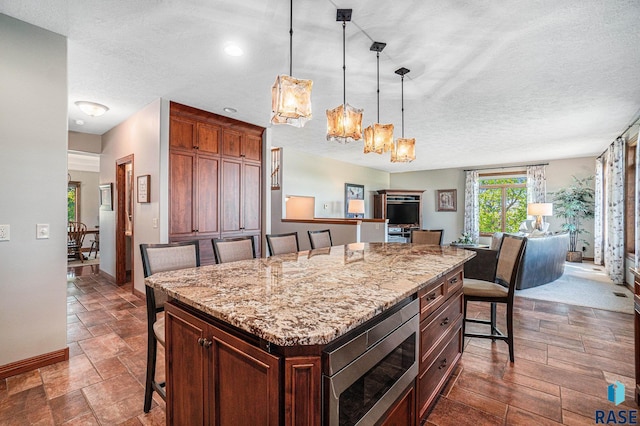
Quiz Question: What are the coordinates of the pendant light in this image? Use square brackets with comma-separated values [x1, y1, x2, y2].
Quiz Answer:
[326, 9, 363, 143]
[271, 0, 313, 128]
[390, 67, 416, 163]
[363, 42, 394, 154]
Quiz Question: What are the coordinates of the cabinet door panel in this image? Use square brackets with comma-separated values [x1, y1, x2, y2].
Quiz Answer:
[244, 134, 262, 162]
[243, 162, 261, 233]
[166, 305, 209, 426]
[197, 122, 220, 155]
[222, 129, 242, 158]
[197, 155, 219, 234]
[221, 159, 241, 233]
[170, 116, 195, 150]
[169, 151, 195, 236]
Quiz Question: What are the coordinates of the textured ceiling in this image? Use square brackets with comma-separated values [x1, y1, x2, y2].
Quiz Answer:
[2, 0, 639, 172]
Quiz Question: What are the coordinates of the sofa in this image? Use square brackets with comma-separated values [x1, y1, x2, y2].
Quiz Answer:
[463, 232, 570, 290]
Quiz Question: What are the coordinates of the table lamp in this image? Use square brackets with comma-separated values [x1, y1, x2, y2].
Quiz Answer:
[348, 199, 365, 218]
[527, 203, 553, 231]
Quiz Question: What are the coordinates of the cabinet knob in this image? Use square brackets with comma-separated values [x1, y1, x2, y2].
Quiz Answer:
[440, 317, 449, 326]
[438, 358, 448, 370]
[449, 277, 459, 284]
[202, 339, 212, 348]
[197, 337, 205, 346]
[426, 293, 437, 301]
[194, 145, 199, 150]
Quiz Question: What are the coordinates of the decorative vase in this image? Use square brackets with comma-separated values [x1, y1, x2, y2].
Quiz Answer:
[566, 251, 583, 263]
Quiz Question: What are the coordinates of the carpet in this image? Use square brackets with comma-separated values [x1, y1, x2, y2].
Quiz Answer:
[68, 255, 100, 267]
[515, 261, 634, 314]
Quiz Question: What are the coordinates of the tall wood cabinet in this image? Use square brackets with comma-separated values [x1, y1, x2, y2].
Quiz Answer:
[169, 102, 264, 264]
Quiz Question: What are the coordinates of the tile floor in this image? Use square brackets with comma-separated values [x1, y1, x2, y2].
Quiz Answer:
[0, 264, 637, 425]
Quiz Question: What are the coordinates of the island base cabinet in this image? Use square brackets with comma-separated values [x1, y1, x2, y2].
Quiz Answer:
[165, 302, 280, 425]
[379, 384, 416, 426]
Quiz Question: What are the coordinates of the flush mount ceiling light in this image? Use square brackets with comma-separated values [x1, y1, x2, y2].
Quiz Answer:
[223, 107, 237, 113]
[74, 101, 109, 117]
[326, 9, 363, 143]
[363, 41, 394, 154]
[390, 67, 416, 163]
[224, 44, 243, 57]
[270, 0, 313, 128]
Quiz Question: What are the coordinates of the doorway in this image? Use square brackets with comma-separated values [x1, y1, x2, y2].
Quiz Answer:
[116, 155, 134, 286]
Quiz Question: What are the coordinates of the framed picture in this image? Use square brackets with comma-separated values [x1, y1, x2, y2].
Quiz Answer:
[345, 183, 365, 218]
[436, 189, 457, 212]
[137, 174, 150, 203]
[99, 183, 113, 211]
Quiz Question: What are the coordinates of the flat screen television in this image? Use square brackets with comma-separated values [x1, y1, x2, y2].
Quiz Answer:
[386, 203, 419, 226]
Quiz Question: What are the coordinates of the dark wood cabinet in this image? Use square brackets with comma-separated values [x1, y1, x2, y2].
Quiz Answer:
[169, 102, 264, 263]
[379, 384, 416, 426]
[416, 265, 464, 421]
[166, 302, 280, 425]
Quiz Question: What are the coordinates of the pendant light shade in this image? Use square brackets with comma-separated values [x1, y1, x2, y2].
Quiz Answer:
[390, 67, 416, 163]
[270, 0, 313, 128]
[363, 42, 394, 154]
[326, 9, 363, 143]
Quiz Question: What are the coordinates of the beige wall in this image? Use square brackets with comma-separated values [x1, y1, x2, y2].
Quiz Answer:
[69, 131, 101, 153]
[100, 99, 163, 294]
[0, 14, 68, 365]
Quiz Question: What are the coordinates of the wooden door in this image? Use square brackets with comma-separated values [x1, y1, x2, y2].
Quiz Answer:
[169, 151, 195, 236]
[170, 116, 195, 150]
[243, 133, 262, 162]
[165, 303, 210, 426]
[222, 129, 243, 158]
[242, 162, 261, 233]
[221, 158, 242, 233]
[210, 324, 280, 425]
[197, 122, 220, 155]
[196, 154, 219, 235]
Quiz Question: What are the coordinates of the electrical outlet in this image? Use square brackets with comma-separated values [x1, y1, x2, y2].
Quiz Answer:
[36, 224, 50, 239]
[152, 218, 158, 229]
[0, 224, 9, 241]
[323, 203, 329, 210]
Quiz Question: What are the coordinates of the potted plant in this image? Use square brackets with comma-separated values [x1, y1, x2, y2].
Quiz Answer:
[551, 176, 595, 262]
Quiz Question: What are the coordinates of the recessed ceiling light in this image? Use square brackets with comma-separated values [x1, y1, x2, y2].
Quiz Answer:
[223, 107, 237, 113]
[75, 119, 85, 125]
[224, 44, 243, 57]
[74, 101, 109, 117]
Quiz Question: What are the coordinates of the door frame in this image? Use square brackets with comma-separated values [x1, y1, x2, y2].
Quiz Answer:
[116, 154, 134, 286]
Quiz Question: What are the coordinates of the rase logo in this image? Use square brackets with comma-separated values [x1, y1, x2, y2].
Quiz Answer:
[595, 381, 637, 424]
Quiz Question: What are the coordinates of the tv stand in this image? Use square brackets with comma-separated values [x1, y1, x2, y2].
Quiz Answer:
[374, 190, 424, 242]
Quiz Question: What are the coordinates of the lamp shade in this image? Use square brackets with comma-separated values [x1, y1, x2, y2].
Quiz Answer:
[390, 138, 416, 163]
[347, 199, 365, 214]
[527, 203, 553, 216]
[363, 123, 394, 154]
[326, 103, 363, 143]
[271, 74, 313, 128]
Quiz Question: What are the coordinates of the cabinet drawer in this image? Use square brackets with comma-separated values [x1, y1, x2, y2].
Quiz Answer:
[419, 277, 446, 322]
[445, 266, 463, 296]
[420, 293, 463, 370]
[417, 326, 463, 420]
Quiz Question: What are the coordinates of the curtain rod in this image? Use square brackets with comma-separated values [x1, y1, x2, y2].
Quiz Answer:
[463, 162, 549, 172]
[598, 112, 640, 159]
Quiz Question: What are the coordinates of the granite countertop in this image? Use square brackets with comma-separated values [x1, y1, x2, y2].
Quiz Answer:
[145, 242, 475, 347]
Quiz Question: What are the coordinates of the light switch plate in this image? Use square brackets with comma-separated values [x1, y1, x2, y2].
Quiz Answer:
[36, 223, 50, 239]
[0, 224, 9, 241]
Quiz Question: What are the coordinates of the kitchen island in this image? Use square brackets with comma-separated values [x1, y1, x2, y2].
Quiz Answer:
[146, 242, 475, 425]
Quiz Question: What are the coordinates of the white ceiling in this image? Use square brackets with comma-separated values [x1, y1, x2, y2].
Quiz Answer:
[2, 0, 639, 173]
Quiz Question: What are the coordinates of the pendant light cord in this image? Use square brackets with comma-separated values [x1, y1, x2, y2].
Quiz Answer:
[401, 74, 405, 138]
[342, 21, 346, 107]
[289, 0, 293, 76]
[376, 51, 380, 122]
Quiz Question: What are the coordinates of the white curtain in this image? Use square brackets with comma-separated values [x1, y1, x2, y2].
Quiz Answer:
[526, 165, 547, 203]
[604, 138, 625, 284]
[594, 157, 604, 265]
[463, 170, 479, 243]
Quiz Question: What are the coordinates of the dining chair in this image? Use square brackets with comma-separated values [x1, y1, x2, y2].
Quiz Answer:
[307, 229, 332, 249]
[67, 221, 88, 262]
[462, 234, 527, 362]
[410, 229, 444, 245]
[266, 232, 299, 256]
[212, 236, 257, 264]
[87, 232, 100, 259]
[139, 240, 201, 413]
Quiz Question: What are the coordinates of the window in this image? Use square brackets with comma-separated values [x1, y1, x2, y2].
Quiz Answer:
[68, 181, 81, 222]
[479, 175, 527, 235]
